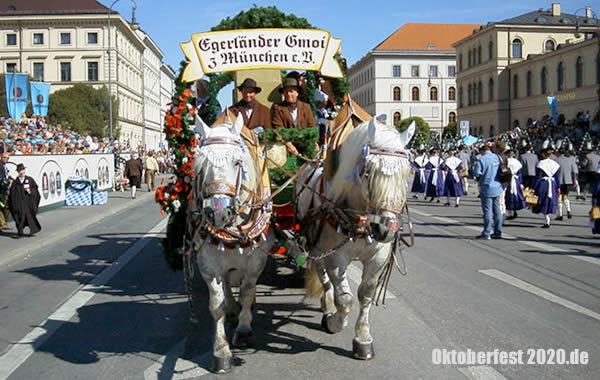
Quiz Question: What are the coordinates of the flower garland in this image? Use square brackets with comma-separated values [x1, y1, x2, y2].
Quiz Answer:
[155, 88, 199, 271]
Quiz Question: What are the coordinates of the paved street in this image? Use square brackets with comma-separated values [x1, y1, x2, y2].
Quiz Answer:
[0, 182, 598, 380]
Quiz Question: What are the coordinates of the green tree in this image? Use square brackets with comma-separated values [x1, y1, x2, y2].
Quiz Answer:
[443, 121, 458, 139]
[47, 84, 117, 138]
[171, 60, 191, 103]
[397, 116, 430, 142]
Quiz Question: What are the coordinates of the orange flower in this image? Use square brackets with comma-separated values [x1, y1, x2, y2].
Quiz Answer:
[186, 193, 191, 200]
[177, 102, 186, 111]
[183, 89, 192, 98]
[174, 184, 183, 193]
[180, 145, 187, 153]
[170, 194, 178, 200]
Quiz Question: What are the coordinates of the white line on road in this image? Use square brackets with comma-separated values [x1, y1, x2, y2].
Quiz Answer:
[0, 217, 168, 380]
[143, 337, 210, 380]
[566, 255, 600, 266]
[479, 269, 600, 322]
[459, 365, 508, 380]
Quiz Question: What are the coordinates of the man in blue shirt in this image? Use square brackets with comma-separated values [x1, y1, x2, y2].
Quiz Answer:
[473, 143, 504, 239]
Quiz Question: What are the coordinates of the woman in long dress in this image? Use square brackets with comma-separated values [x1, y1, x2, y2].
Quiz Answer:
[532, 148, 561, 228]
[411, 149, 428, 199]
[504, 149, 526, 220]
[425, 148, 444, 203]
[441, 149, 464, 207]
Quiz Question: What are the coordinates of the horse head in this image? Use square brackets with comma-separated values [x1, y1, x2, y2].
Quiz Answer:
[193, 114, 249, 229]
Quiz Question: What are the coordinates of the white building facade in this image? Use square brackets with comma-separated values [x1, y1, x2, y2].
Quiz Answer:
[348, 23, 481, 136]
[0, 0, 174, 150]
[160, 63, 176, 147]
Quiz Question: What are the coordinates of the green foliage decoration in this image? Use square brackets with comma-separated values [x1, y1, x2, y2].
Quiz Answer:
[397, 116, 430, 143]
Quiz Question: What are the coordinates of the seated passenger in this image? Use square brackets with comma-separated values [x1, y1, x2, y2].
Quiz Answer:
[228, 78, 271, 130]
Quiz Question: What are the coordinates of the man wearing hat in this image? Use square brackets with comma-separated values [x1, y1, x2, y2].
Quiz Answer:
[8, 163, 41, 238]
[228, 78, 271, 130]
[271, 76, 317, 155]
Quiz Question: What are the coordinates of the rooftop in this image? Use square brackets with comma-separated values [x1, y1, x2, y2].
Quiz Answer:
[374, 23, 483, 52]
[0, 0, 111, 16]
[490, 8, 597, 27]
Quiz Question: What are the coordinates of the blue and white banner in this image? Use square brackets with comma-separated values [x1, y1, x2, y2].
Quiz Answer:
[4, 73, 29, 120]
[547, 96, 559, 122]
[30, 81, 51, 116]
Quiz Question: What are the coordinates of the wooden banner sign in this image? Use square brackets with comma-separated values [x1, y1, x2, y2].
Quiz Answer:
[180, 28, 343, 82]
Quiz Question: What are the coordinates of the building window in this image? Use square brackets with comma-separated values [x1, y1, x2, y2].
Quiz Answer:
[448, 112, 456, 123]
[458, 54, 463, 71]
[445, 87, 455, 102]
[430, 86, 438, 101]
[412, 86, 420, 101]
[488, 78, 494, 101]
[33, 63, 44, 81]
[468, 84, 472, 105]
[393, 86, 401, 101]
[87, 32, 98, 44]
[33, 33, 44, 45]
[429, 65, 438, 77]
[458, 86, 463, 108]
[393, 112, 401, 127]
[541, 66, 547, 93]
[488, 40, 493, 60]
[392, 65, 401, 77]
[6, 33, 16, 46]
[468, 50, 472, 67]
[513, 74, 519, 99]
[88, 62, 99, 81]
[490, 125, 495, 137]
[6, 63, 16, 73]
[545, 40, 555, 52]
[557, 61, 564, 91]
[477, 81, 483, 104]
[60, 32, 71, 45]
[575, 56, 583, 88]
[526, 70, 532, 96]
[448, 65, 456, 77]
[512, 39, 522, 58]
[60, 62, 71, 81]
[411, 65, 419, 77]
[477, 45, 482, 64]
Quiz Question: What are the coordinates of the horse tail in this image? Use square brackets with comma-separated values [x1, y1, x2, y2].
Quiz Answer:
[304, 262, 324, 298]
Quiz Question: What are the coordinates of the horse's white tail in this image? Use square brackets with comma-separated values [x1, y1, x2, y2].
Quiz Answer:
[304, 262, 324, 298]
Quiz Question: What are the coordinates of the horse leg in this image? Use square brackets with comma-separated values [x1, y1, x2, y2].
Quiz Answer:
[203, 274, 233, 374]
[353, 248, 389, 360]
[232, 254, 266, 349]
[223, 270, 241, 323]
[321, 254, 353, 334]
[315, 260, 335, 314]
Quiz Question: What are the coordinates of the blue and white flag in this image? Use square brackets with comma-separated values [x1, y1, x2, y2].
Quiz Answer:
[547, 96, 558, 122]
[4, 73, 29, 120]
[30, 81, 51, 116]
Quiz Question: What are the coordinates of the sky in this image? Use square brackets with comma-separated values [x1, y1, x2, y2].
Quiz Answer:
[99, 0, 596, 102]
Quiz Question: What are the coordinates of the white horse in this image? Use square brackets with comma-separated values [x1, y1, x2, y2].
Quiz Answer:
[302, 117, 414, 360]
[187, 115, 273, 373]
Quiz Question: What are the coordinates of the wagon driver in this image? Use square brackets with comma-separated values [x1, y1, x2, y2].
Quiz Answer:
[228, 78, 272, 130]
[271, 76, 317, 156]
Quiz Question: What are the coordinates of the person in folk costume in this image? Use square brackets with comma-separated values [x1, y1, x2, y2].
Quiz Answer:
[457, 145, 471, 195]
[227, 78, 272, 130]
[411, 148, 428, 199]
[504, 149, 526, 220]
[532, 148, 561, 228]
[270, 76, 317, 156]
[425, 148, 444, 203]
[124, 153, 143, 199]
[441, 149, 464, 207]
[519, 144, 539, 190]
[590, 161, 600, 234]
[553, 141, 578, 220]
[8, 163, 41, 238]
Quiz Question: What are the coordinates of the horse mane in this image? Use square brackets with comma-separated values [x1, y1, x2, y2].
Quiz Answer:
[328, 122, 409, 210]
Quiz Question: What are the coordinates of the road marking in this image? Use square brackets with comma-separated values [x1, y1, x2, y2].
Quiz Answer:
[566, 255, 600, 266]
[459, 365, 508, 380]
[143, 337, 210, 380]
[433, 216, 455, 224]
[479, 269, 600, 322]
[347, 263, 396, 299]
[410, 208, 431, 217]
[0, 218, 168, 380]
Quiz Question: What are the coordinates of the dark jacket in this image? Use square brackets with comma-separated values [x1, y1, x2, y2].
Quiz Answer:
[0, 161, 8, 180]
[9, 175, 41, 234]
[124, 158, 143, 179]
[270, 101, 317, 129]
[229, 100, 272, 130]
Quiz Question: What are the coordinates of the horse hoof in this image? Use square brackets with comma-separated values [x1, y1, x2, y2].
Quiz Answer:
[352, 340, 375, 360]
[211, 355, 233, 374]
[321, 313, 334, 334]
[232, 331, 254, 349]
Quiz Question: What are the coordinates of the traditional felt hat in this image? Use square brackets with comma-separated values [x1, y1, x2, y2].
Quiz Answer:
[237, 78, 262, 94]
[279, 77, 300, 93]
[16, 163, 25, 171]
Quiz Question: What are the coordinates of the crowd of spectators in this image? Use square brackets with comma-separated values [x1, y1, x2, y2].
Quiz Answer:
[0, 114, 127, 155]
